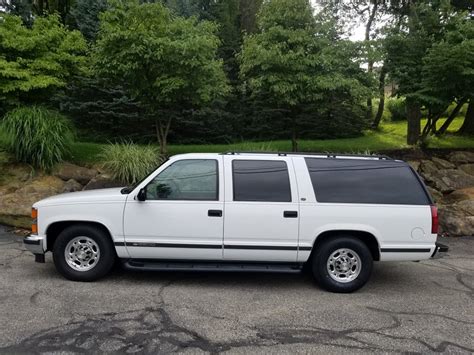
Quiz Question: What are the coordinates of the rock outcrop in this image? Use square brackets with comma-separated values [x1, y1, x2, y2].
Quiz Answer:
[0, 150, 472, 236]
[0, 162, 119, 228]
[55, 163, 98, 185]
[409, 153, 474, 236]
[83, 174, 122, 190]
[0, 175, 66, 228]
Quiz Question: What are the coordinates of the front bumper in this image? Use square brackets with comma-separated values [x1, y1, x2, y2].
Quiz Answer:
[24, 235, 46, 262]
[431, 242, 449, 258]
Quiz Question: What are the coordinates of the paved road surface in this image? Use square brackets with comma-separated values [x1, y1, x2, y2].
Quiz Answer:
[0, 225, 472, 354]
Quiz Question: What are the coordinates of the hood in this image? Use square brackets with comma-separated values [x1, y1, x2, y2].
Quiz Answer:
[33, 187, 128, 208]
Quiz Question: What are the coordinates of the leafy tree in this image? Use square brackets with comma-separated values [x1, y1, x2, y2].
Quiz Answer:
[32, 0, 73, 23]
[94, 0, 228, 154]
[0, 14, 87, 111]
[321, 0, 389, 125]
[385, 1, 473, 143]
[385, 1, 450, 144]
[421, 14, 474, 135]
[1, 0, 35, 26]
[1, 0, 74, 23]
[240, 0, 370, 151]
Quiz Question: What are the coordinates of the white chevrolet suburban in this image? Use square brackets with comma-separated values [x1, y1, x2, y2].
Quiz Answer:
[24, 152, 448, 293]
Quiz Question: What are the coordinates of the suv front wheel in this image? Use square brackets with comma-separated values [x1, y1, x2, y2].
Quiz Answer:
[53, 224, 116, 281]
[312, 236, 373, 293]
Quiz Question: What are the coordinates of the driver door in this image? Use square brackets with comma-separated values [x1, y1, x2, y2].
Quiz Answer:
[123, 158, 224, 260]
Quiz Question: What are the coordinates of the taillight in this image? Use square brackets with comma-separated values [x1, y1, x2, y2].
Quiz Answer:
[31, 208, 38, 234]
[430, 205, 438, 234]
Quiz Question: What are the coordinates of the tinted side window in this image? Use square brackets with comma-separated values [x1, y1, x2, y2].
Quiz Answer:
[146, 159, 218, 200]
[233, 160, 291, 202]
[305, 158, 429, 205]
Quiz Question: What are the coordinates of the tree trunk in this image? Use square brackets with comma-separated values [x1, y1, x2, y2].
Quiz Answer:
[364, 1, 378, 122]
[459, 99, 474, 135]
[155, 117, 172, 156]
[291, 115, 298, 152]
[437, 98, 468, 135]
[421, 113, 433, 138]
[406, 99, 421, 145]
[240, 0, 263, 34]
[372, 65, 386, 129]
[366, 62, 373, 121]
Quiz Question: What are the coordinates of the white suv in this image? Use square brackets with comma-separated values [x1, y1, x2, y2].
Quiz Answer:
[24, 152, 448, 293]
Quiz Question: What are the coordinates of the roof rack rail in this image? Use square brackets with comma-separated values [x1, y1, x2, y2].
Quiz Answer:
[220, 151, 393, 160]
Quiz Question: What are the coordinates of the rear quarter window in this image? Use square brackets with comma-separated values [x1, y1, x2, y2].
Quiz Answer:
[305, 158, 430, 205]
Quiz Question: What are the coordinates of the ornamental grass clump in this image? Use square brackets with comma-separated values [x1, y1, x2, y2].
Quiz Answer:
[100, 141, 162, 185]
[1, 106, 74, 171]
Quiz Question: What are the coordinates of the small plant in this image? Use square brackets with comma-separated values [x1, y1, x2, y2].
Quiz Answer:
[1, 106, 74, 171]
[100, 141, 162, 185]
[386, 98, 407, 121]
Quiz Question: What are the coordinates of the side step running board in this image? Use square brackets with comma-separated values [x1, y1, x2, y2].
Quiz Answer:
[122, 260, 303, 273]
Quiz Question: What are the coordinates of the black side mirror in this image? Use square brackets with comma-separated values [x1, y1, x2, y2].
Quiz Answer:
[137, 188, 146, 201]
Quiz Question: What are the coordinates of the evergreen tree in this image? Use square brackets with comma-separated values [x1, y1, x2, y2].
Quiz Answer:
[70, 0, 107, 42]
[240, 0, 370, 151]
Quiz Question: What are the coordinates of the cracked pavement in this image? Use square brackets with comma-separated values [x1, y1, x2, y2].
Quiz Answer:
[0, 225, 473, 354]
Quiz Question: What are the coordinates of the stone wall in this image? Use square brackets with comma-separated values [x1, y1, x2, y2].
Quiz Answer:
[0, 163, 121, 228]
[0, 150, 473, 236]
[404, 151, 474, 236]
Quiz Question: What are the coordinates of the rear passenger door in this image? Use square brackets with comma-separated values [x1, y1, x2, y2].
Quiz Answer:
[223, 156, 300, 262]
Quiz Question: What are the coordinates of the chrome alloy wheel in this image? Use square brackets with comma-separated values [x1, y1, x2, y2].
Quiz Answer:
[64, 236, 100, 272]
[326, 248, 362, 283]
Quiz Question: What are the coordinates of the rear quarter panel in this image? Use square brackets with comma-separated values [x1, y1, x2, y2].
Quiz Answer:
[297, 203, 435, 262]
[291, 157, 436, 262]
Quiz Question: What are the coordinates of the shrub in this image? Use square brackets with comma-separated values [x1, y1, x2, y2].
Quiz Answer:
[100, 142, 162, 185]
[1, 106, 74, 171]
[386, 98, 407, 121]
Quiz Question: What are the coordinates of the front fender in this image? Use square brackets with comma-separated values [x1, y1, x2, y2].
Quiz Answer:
[37, 203, 125, 249]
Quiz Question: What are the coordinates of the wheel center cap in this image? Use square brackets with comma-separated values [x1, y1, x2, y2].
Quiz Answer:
[77, 248, 90, 260]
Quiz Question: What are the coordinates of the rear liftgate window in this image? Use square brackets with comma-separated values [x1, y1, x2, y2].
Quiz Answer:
[305, 158, 430, 205]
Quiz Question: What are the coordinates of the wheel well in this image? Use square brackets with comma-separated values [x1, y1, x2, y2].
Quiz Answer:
[311, 230, 380, 261]
[45, 221, 113, 251]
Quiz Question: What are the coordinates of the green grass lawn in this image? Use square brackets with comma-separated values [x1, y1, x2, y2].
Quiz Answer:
[68, 117, 472, 164]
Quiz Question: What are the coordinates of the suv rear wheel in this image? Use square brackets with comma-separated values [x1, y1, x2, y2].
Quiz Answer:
[53, 224, 116, 281]
[312, 236, 373, 293]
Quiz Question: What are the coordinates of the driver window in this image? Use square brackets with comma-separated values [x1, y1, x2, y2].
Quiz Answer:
[146, 159, 218, 200]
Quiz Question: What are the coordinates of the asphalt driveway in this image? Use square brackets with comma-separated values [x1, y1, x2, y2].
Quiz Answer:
[0, 225, 472, 354]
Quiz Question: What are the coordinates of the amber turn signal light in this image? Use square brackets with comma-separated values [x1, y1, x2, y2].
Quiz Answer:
[31, 208, 38, 234]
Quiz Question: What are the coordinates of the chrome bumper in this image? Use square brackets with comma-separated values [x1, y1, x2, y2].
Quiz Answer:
[24, 234, 46, 255]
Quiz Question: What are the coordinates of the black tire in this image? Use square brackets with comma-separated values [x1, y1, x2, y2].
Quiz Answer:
[311, 236, 373, 293]
[53, 224, 116, 282]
